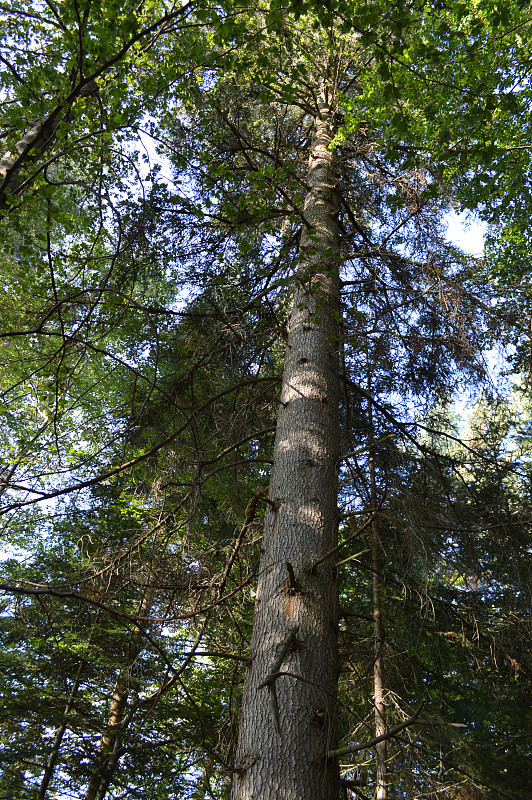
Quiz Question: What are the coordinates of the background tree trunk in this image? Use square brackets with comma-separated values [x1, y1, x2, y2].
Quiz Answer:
[85, 592, 152, 800]
[37, 661, 85, 799]
[231, 102, 341, 800]
[366, 362, 387, 800]
[370, 446, 387, 799]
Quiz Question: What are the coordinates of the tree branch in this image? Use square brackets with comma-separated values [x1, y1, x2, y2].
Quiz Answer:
[328, 701, 425, 758]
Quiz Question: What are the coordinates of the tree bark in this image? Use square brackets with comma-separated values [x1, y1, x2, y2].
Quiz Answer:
[84, 670, 131, 800]
[367, 366, 387, 800]
[85, 592, 152, 800]
[231, 102, 340, 800]
[370, 456, 387, 800]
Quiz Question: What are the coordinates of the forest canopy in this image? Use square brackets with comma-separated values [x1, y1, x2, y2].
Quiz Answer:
[0, 1, 531, 799]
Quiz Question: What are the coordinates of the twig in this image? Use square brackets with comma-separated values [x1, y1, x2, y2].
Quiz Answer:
[306, 515, 376, 572]
[340, 433, 397, 462]
[285, 562, 300, 593]
[257, 627, 299, 690]
[257, 626, 299, 737]
[328, 701, 425, 758]
[335, 548, 371, 568]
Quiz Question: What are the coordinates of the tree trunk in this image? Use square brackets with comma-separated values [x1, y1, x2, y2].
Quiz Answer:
[37, 660, 85, 799]
[231, 102, 340, 800]
[85, 592, 152, 800]
[370, 460, 387, 800]
[84, 670, 130, 800]
[367, 368, 387, 800]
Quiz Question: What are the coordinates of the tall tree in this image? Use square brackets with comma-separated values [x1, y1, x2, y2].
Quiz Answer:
[230, 95, 341, 799]
[2, 1, 532, 799]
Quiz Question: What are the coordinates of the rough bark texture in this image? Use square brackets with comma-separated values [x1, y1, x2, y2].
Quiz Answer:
[232, 108, 340, 800]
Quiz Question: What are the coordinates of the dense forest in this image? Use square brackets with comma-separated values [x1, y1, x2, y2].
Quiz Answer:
[1, 0, 531, 798]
